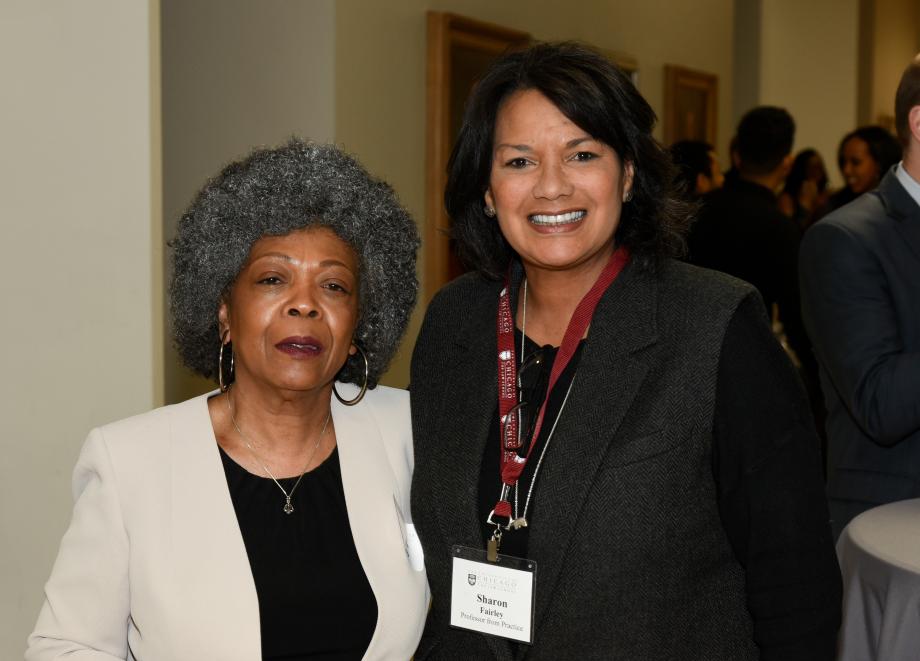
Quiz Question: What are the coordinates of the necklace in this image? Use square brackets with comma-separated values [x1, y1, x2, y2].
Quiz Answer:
[510, 278, 576, 528]
[226, 389, 332, 514]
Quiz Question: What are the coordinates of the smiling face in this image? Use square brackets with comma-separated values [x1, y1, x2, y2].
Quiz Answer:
[218, 226, 359, 395]
[484, 89, 633, 280]
[840, 137, 881, 194]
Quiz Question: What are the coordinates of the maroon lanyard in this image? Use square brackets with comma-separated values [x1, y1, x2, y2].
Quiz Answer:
[493, 248, 630, 519]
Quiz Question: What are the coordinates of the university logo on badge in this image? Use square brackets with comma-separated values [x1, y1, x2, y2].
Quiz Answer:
[468, 573, 477, 586]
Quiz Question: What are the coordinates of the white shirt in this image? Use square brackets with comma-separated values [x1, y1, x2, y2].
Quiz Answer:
[894, 160, 920, 209]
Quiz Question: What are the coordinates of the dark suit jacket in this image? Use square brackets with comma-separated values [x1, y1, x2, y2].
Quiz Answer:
[688, 178, 811, 368]
[410, 258, 838, 660]
[800, 168, 920, 538]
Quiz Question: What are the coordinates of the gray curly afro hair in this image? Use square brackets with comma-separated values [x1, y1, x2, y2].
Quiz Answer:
[170, 138, 419, 388]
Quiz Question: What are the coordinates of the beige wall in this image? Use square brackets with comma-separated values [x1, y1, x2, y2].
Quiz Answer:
[335, 0, 736, 387]
[161, 0, 336, 403]
[758, 0, 860, 188]
[0, 1, 161, 656]
[868, 0, 920, 125]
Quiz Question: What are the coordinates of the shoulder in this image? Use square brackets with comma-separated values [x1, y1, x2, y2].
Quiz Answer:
[425, 271, 500, 317]
[809, 190, 888, 237]
[655, 259, 759, 312]
[357, 385, 411, 444]
[356, 385, 414, 482]
[414, 271, 500, 360]
[360, 384, 409, 418]
[93, 393, 210, 448]
[84, 393, 213, 471]
[800, 196, 887, 267]
[71, 394, 213, 501]
[603, 260, 764, 353]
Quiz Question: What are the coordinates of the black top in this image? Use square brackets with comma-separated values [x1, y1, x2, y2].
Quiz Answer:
[220, 446, 377, 661]
[688, 178, 810, 370]
[478, 297, 839, 659]
[824, 186, 859, 215]
[479, 331, 584, 558]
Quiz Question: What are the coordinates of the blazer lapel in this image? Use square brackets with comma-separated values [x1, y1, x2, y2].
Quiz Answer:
[333, 388, 414, 657]
[879, 169, 920, 262]
[523, 261, 658, 642]
[427, 279, 517, 661]
[169, 393, 261, 659]
[429, 283, 502, 552]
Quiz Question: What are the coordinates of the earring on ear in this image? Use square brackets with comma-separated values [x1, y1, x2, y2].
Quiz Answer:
[218, 329, 234, 392]
[484, 206, 496, 217]
[623, 191, 633, 203]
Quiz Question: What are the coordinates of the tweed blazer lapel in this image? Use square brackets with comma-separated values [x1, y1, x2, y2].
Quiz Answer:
[425, 278, 518, 661]
[522, 260, 658, 647]
[878, 168, 920, 263]
[427, 287, 498, 548]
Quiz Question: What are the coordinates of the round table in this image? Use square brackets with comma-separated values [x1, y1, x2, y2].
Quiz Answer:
[837, 498, 920, 661]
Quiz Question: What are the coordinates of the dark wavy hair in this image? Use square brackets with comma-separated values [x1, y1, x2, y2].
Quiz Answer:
[445, 41, 690, 278]
[170, 139, 419, 388]
[837, 125, 902, 183]
[669, 140, 714, 198]
[783, 148, 828, 199]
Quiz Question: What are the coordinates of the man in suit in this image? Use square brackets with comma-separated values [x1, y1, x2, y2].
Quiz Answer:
[687, 107, 813, 378]
[800, 55, 920, 539]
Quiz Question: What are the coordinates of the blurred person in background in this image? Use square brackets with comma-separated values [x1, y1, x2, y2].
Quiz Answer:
[688, 107, 824, 453]
[687, 108, 810, 369]
[779, 148, 829, 230]
[824, 125, 901, 213]
[669, 139, 724, 200]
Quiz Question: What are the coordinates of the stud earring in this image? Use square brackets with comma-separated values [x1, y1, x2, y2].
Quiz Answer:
[624, 191, 633, 203]
[484, 206, 496, 217]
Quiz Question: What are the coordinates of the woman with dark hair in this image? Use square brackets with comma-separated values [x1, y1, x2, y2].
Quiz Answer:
[779, 148, 829, 229]
[826, 125, 901, 212]
[411, 42, 840, 660]
[27, 139, 428, 660]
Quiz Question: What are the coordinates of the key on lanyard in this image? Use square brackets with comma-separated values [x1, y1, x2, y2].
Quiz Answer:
[487, 527, 502, 562]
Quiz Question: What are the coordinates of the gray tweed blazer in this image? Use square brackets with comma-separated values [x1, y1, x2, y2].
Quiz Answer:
[410, 258, 762, 661]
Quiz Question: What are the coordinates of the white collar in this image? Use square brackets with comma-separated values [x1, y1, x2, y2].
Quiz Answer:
[894, 161, 920, 209]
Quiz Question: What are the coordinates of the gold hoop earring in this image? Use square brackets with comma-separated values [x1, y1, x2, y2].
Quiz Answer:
[333, 345, 369, 406]
[218, 331, 234, 392]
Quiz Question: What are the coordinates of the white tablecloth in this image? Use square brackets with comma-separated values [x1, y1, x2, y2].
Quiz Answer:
[837, 498, 920, 661]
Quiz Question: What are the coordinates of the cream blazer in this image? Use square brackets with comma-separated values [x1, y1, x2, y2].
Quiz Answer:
[26, 385, 429, 660]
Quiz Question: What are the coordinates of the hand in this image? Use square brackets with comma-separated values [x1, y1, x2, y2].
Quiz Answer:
[798, 180, 819, 212]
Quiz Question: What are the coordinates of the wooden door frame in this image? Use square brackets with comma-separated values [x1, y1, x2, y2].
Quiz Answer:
[424, 12, 530, 301]
[662, 64, 718, 146]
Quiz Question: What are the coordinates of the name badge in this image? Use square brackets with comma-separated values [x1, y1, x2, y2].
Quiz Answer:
[449, 545, 537, 644]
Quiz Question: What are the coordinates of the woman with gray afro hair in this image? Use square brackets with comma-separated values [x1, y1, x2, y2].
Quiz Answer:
[27, 139, 429, 660]
[171, 138, 419, 388]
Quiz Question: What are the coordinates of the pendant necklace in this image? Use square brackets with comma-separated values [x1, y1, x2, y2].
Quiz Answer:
[227, 390, 331, 514]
